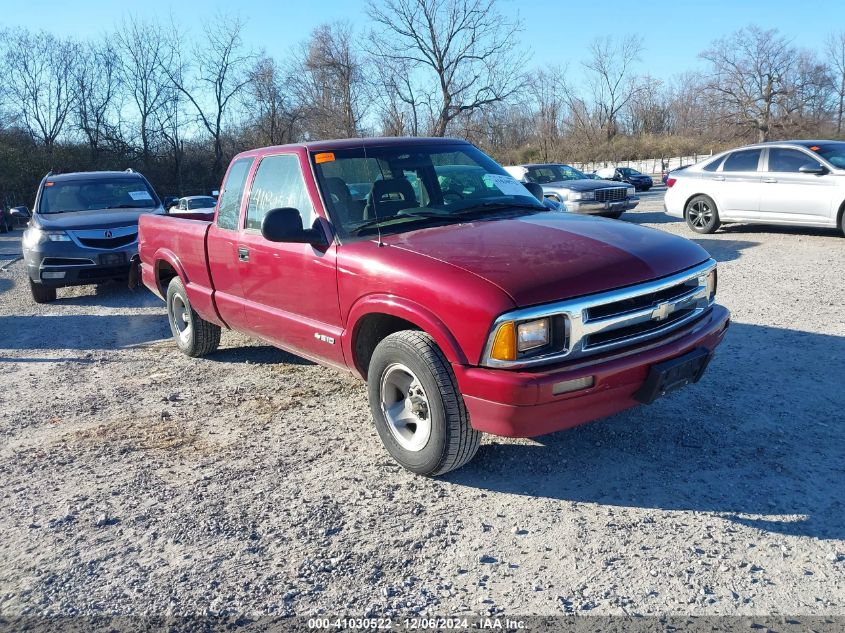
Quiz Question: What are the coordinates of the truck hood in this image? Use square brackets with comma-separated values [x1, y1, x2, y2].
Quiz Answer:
[385, 213, 710, 307]
[34, 208, 163, 230]
[543, 179, 626, 192]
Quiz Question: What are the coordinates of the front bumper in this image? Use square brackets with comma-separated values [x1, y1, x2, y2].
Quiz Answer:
[453, 304, 730, 437]
[24, 239, 138, 287]
[566, 196, 640, 215]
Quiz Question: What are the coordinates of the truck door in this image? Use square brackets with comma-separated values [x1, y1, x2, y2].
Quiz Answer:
[236, 152, 345, 367]
[206, 156, 255, 331]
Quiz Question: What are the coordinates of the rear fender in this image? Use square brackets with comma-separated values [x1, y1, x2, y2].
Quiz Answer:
[153, 248, 224, 327]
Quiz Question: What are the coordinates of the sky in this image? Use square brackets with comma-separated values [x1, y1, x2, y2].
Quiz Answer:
[3, 0, 845, 87]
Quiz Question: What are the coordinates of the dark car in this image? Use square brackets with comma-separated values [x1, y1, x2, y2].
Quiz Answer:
[598, 166, 653, 191]
[19, 169, 165, 303]
[0, 207, 14, 232]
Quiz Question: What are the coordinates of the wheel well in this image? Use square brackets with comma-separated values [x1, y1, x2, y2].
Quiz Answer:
[156, 260, 178, 296]
[683, 193, 715, 214]
[837, 200, 845, 229]
[353, 313, 420, 379]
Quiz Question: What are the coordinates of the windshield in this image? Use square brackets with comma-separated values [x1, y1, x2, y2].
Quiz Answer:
[187, 197, 216, 209]
[619, 168, 641, 176]
[524, 164, 586, 183]
[39, 178, 159, 214]
[311, 143, 545, 238]
[807, 142, 845, 169]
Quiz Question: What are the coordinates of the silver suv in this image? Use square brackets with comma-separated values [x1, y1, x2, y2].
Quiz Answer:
[18, 170, 165, 303]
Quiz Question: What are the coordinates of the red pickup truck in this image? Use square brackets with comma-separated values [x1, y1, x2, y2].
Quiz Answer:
[138, 137, 730, 476]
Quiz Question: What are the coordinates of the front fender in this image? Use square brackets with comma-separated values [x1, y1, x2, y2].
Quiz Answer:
[343, 294, 469, 374]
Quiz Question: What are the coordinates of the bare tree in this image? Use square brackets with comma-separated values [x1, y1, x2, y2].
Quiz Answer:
[827, 31, 845, 135]
[246, 56, 301, 146]
[528, 67, 568, 162]
[76, 40, 121, 162]
[367, 0, 525, 137]
[289, 22, 367, 139]
[116, 16, 173, 169]
[165, 14, 254, 180]
[582, 35, 645, 142]
[1, 29, 79, 151]
[700, 26, 796, 142]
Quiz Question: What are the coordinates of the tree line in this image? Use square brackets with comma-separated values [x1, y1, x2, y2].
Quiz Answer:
[2, 0, 845, 207]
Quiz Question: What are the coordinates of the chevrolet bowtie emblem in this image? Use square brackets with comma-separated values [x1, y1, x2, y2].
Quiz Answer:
[651, 301, 676, 321]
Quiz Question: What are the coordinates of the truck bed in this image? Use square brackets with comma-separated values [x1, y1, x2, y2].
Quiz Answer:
[138, 213, 215, 301]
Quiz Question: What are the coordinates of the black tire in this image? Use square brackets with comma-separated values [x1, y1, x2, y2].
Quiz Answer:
[840, 207, 845, 238]
[166, 277, 221, 357]
[685, 194, 721, 234]
[604, 210, 624, 220]
[29, 279, 57, 303]
[367, 330, 481, 476]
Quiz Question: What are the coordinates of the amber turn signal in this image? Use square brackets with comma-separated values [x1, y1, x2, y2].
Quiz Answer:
[490, 321, 517, 361]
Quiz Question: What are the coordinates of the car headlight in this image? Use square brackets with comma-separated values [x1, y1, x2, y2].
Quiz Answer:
[489, 317, 553, 361]
[626, 186, 635, 196]
[22, 228, 71, 249]
[568, 191, 595, 201]
[706, 268, 717, 302]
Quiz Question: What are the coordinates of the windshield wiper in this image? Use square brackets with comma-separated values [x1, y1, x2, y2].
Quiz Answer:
[452, 201, 545, 216]
[350, 210, 454, 235]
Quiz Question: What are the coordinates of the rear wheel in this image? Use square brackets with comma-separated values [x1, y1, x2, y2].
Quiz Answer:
[840, 206, 845, 237]
[367, 330, 480, 476]
[166, 277, 221, 357]
[29, 280, 57, 303]
[685, 195, 720, 234]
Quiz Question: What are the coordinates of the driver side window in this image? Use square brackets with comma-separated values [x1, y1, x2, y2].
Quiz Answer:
[246, 154, 316, 231]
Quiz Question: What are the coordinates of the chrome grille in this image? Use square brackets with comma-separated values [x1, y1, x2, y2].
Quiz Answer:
[594, 187, 627, 202]
[482, 260, 717, 369]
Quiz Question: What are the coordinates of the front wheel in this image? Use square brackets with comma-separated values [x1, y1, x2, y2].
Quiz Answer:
[367, 330, 481, 476]
[166, 277, 221, 357]
[685, 195, 721, 234]
[29, 280, 57, 303]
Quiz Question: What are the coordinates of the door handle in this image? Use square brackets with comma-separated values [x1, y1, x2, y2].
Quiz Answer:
[763, 177, 778, 183]
[238, 247, 250, 262]
[712, 176, 725, 181]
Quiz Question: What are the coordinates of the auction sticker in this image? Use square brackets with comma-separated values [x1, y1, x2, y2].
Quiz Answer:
[484, 174, 531, 197]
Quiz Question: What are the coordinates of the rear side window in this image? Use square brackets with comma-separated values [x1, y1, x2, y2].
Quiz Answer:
[217, 157, 254, 230]
[768, 148, 817, 173]
[702, 156, 725, 172]
[246, 154, 316, 231]
[722, 149, 761, 172]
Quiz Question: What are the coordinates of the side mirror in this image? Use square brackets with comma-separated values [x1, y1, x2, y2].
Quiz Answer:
[9, 206, 30, 219]
[261, 207, 327, 246]
[613, 173, 622, 181]
[523, 182, 545, 203]
[163, 196, 178, 209]
[799, 163, 827, 175]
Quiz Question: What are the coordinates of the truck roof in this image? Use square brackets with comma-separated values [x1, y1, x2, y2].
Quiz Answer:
[233, 136, 472, 159]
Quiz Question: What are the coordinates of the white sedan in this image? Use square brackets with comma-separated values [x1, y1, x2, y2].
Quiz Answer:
[664, 140, 845, 236]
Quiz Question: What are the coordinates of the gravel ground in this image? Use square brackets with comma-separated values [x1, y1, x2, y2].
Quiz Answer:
[1, 190, 844, 619]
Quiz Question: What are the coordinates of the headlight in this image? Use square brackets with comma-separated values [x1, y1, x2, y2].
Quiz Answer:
[707, 268, 717, 302]
[517, 318, 550, 352]
[626, 186, 635, 196]
[489, 317, 553, 361]
[568, 191, 595, 201]
[22, 228, 71, 249]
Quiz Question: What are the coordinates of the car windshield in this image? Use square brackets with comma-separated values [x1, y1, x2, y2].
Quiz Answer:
[39, 178, 158, 214]
[807, 142, 845, 169]
[312, 143, 545, 238]
[187, 197, 216, 209]
[524, 164, 586, 183]
[619, 168, 641, 176]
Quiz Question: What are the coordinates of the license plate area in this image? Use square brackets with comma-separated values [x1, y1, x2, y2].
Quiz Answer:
[634, 347, 712, 404]
[99, 252, 127, 266]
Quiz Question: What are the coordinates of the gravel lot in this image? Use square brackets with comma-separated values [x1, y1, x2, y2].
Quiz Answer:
[1, 189, 844, 619]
